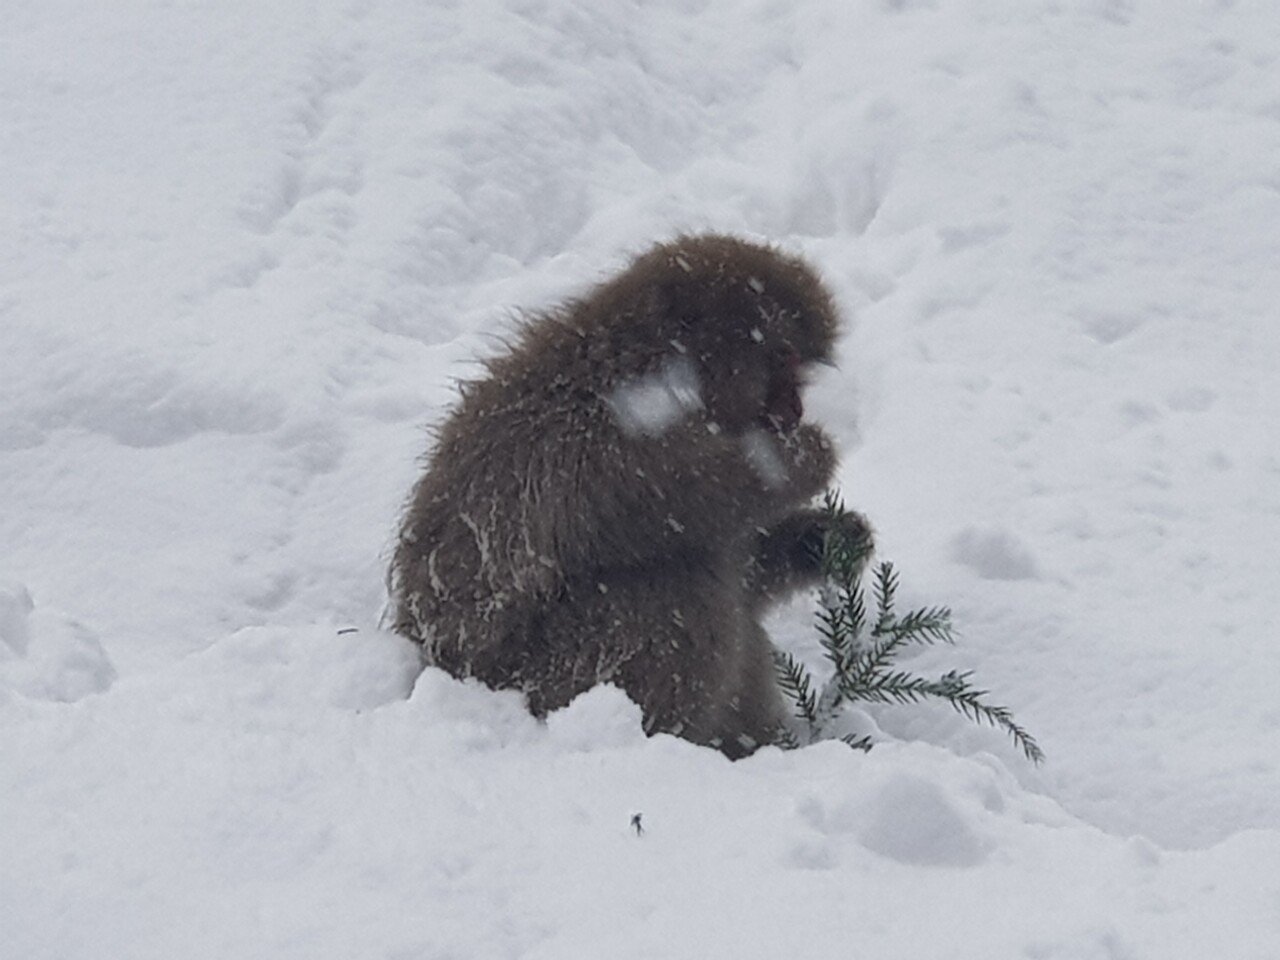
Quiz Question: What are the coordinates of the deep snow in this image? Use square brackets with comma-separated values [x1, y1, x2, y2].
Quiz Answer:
[3, 0, 1279, 957]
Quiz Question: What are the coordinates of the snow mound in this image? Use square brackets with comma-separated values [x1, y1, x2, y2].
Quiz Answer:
[856, 771, 992, 867]
[545, 683, 648, 752]
[0, 582, 115, 702]
[2, 624, 1278, 960]
[175, 625, 422, 713]
[951, 525, 1041, 582]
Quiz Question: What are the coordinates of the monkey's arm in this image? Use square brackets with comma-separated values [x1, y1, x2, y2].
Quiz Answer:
[550, 417, 837, 576]
[743, 507, 873, 610]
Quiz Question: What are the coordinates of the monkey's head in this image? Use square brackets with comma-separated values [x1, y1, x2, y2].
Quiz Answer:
[590, 234, 841, 436]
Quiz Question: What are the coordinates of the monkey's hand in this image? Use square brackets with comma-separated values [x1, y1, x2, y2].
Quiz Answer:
[745, 506, 874, 609]
[784, 423, 839, 500]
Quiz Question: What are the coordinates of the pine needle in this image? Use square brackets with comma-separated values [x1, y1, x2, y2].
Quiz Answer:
[773, 489, 1044, 765]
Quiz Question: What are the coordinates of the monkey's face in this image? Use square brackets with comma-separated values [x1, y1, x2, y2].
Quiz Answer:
[701, 340, 813, 436]
[682, 272, 833, 437]
[609, 234, 840, 437]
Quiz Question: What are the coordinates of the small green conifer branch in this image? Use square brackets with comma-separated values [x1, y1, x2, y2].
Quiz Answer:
[872, 562, 899, 631]
[875, 606, 956, 646]
[840, 733, 875, 753]
[921, 671, 1046, 764]
[772, 649, 820, 733]
[816, 605, 854, 675]
[773, 489, 1044, 765]
[774, 725, 803, 750]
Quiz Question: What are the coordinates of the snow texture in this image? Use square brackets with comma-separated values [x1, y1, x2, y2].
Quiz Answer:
[740, 427, 789, 488]
[607, 354, 703, 436]
[0, 583, 116, 703]
[3, 0, 1280, 957]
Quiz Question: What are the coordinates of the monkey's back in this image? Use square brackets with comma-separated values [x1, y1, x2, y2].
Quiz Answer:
[390, 343, 604, 665]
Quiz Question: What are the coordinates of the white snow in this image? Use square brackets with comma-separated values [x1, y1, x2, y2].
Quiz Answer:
[3, 0, 1280, 957]
[0, 583, 35, 659]
[607, 354, 704, 436]
[0, 582, 116, 703]
[740, 426, 790, 488]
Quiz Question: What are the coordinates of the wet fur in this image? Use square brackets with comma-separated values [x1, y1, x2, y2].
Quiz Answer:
[390, 234, 861, 757]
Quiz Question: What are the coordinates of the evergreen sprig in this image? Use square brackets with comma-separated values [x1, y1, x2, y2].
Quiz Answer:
[773, 648, 820, 734]
[774, 491, 1044, 765]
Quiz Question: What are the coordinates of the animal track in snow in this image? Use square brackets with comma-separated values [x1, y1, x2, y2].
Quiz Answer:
[0, 583, 116, 702]
[1164, 385, 1216, 413]
[32, 359, 286, 448]
[236, 39, 368, 239]
[1077, 308, 1146, 345]
[952, 526, 1041, 581]
[938, 220, 1011, 252]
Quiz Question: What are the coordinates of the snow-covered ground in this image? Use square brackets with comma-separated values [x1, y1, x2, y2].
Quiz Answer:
[3, 1, 1279, 956]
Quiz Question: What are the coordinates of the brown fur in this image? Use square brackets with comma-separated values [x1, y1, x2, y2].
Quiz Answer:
[390, 234, 865, 757]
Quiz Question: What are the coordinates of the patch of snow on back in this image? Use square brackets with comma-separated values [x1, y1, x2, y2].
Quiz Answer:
[741, 427, 788, 488]
[607, 355, 703, 436]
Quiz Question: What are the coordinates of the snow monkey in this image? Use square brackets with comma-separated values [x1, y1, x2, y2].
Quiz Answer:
[389, 234, 868, 758]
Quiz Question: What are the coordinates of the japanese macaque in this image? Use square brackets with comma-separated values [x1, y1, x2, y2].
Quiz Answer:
[389, 234, 867, 757]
